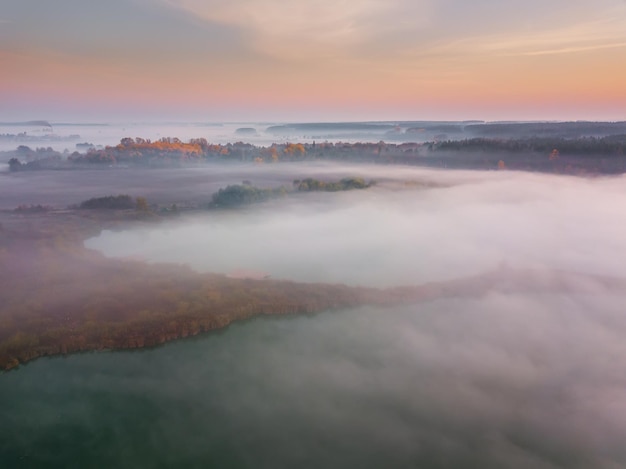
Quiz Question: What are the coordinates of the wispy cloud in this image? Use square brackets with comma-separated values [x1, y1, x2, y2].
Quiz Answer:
[162, 0, 434, 59]
[161, 0, 626, 67]
[520, 42, 626, 56]
[474, 14, 626, 59]
[3, 0, 626, 119]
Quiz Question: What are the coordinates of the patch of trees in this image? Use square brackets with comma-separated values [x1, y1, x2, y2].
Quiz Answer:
[211, 184, 286, 208]
[79, 195, 135, 210]
[7, 147, 65, 170]
[211, 177, 374, 208]
[235, 128, 257, 135]
[429, 136, 626, 174]
[433, 136, 626, 156]
[294, 177, 372, 191]
[8, 158, 21, 171]
[463, 121, 626, 139]
[14, 204, 52, 213]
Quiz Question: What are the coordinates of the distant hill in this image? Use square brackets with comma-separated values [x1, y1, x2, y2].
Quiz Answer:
[464, 121, 626, 139]
[0, 120, 52, 128]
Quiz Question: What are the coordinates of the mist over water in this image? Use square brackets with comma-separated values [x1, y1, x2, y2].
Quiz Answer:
[0, 121, 399, 154]
[2, 295, 626, 468]
[4, 163, 626, 467]
[0, 123, 245, 153]
[87, 166, 626, 285]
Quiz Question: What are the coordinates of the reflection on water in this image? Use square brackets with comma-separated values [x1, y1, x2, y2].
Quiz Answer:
[2, 295, 626, 468]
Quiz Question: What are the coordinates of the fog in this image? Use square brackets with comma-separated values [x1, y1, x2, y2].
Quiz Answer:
[3, 120, 624, 154]
[4, 163, 626, 467]
[87, 165, 626, 285]
[0, 122, 272, 154]
[3, 295, 626, 467]
[0, 121, 406, 154]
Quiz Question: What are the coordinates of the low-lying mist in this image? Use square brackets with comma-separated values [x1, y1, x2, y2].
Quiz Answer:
[4, 163, 626, 467]
[87, 165, 626, 286]
[3, 293, 626, 467]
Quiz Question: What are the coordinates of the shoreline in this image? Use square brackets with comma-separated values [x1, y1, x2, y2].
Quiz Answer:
[2, 196, 626, 373]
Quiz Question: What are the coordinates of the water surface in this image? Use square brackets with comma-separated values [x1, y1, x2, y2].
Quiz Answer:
[2, 294, 626, 468]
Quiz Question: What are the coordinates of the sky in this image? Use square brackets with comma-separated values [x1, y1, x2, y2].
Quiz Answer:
[1, 0, 626, 122]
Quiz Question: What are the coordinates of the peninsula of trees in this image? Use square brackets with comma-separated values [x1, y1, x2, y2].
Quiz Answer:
[3, 208, 625, 372]
[2, 189, 626, 371]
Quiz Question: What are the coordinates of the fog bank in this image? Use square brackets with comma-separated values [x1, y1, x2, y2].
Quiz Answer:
[87, 167, 626, 286]
[5, 164, 626, 467]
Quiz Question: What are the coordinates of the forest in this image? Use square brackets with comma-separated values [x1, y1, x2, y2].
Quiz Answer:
[3, 134, 626, 175]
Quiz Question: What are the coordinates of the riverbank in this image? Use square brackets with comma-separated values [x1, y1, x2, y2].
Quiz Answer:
[2, 207, 625, 371]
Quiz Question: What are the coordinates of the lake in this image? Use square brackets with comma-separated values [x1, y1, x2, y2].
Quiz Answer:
[3, 294, 625, 468]
[4, 168, 626, 467]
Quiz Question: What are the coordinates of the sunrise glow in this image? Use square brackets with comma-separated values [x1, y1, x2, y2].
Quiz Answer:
[1, 0, 626, 121]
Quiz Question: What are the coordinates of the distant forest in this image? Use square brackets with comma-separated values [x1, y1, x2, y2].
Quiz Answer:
[5, 133, 626, 175]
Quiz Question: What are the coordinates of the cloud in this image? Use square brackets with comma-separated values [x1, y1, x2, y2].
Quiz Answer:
[162, 0, 626, 64]
[470, 13, 626, 58]
[1, 0, 251, 61]
[5, 0, 626, 67]
[162, 0, 431, 59]
[2, 0, 626, 119]
[519, 42, 626, 56]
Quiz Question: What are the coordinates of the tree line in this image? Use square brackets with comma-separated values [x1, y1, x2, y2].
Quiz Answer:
[4, 135, 626, 175]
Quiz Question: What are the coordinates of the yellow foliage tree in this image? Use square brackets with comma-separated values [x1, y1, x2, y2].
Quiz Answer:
[136, 197, 149, 211]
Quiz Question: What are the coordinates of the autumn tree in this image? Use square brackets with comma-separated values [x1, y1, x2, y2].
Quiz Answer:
[136, 197, 149, 211]
[79, 195, 135, 210]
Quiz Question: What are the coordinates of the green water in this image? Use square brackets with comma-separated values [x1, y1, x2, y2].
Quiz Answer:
[2, 297, 625, 468]
[1, 306, 418, 468]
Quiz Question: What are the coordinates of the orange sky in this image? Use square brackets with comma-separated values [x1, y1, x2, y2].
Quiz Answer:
[1, 0, 626, 121]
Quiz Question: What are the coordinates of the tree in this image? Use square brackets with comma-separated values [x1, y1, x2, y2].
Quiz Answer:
[136, 197, 149, 211]
[8, 158, 22, 171]
[79, 195, 134, 210]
